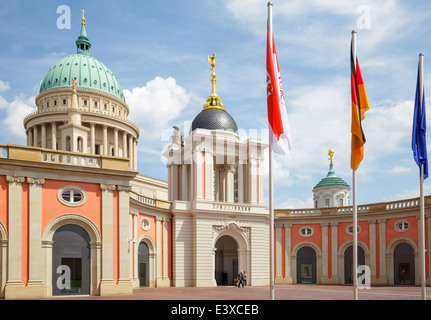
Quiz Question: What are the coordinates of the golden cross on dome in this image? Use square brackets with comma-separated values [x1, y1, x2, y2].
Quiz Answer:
[81, 9, 86, 25]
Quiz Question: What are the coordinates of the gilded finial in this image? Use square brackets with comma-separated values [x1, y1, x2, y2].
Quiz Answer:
[203, 53, 225, 110]
[328, 149, 334, 165]
[81, 9, 86, 25]
[207, 53, 216, 71]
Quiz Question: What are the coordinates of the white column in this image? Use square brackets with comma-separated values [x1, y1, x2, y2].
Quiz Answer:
[90, 123, 95, 154]
[378, 218, 388, 284]
[122, 131, 127, 158]
[5, 176, 25, 298]
[51, 122, 57, 150]
[117, 185, 132, 292]
[331, 222, 339, 282]
[275, 224, 283, 281]
[27, 177, 45, 287]
[321, 222, 329, 281]
[114, 128, 119, 157]
[33, 125, 38, 147]
[369, 220, 377, 283]
[193, 148, 205, 200]
[99, 183, 116, 294]
[226, 165, 234, 203]
[103, 125, 108, 156]
[284, 224, 293, 283]
[41, 123, 46, 149]
[134, 138, 138, 170]
[128, 135, 133, 168]
[163, 218, 169, 280]
[204, 151, 214, 201]
[156, 216, 163, 284]
[27, 129, 33, 147]
[181, 165, 188, 201]
[237, 161, 245, 203]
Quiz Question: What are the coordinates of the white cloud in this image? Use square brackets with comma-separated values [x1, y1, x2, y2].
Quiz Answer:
[0, 94, 36, 142]
[124, 76, 191, 145]
[387, 166, 411, 175]
[0, 80, 10, 92]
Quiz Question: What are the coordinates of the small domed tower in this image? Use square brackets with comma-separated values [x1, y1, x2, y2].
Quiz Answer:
[313, 149, 350, 208]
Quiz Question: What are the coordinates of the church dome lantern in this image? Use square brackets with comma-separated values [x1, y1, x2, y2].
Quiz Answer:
[190, 54, 238, 134]
[313, 149, 350, 208]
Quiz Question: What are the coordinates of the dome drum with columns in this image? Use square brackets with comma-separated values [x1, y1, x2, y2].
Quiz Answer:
[23, 13, 139, 169]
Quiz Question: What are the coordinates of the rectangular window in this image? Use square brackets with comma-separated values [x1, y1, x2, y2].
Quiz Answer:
[325, 199, 330, 207]
[95, 144, 100, 155]
[94, 101, 98, 107]
[339, 198, 344, 207]
[63, 99, 67, 105]
[83, 100, 87, 106]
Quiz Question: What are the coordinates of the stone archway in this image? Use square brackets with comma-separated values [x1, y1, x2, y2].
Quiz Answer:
[52, 224, 91, 296]
[343, 245, 366, 284]
[338, 240, 370, 285]
[215, 235, 238, 286]
[387, 237, 418, 285]
[394, 242, 415, 285]
[136, 235, 157, 288]
[42, 214, 101, 296]
[291, 242, 322, 284]
[0, 221, 7, 299]
[296, 246, 317, 284]
[213, 222, 250, 286]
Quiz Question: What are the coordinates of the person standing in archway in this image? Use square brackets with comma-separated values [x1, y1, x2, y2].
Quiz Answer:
[237, 270, 243, 287]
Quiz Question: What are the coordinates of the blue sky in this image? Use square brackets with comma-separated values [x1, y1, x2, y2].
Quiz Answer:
[1, 0, 431, 209]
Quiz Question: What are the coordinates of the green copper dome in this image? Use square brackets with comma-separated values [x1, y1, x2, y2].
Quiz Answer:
[39, 23, 125, 102]
[313, 164, 350, 190]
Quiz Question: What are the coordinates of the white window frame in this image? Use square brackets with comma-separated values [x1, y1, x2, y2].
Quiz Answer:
[57, 185, 87, 207]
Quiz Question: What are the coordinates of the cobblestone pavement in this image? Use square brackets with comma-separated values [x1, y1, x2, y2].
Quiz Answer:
[43, 284, 429, 300]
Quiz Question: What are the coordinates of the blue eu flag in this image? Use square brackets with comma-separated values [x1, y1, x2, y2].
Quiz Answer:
[412, 63, 428, 179]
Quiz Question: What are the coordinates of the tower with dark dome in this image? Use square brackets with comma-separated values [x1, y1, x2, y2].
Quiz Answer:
[163, 54, 269, 287]
[23, 12, 139, 169]
[313, 149, 350, 208]
[190, 54, 238, 134]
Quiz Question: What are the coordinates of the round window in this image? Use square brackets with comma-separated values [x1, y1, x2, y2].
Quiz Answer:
[140, 218, 150, 231]
[57, 185, 87, 207]
[346, 224, 361, 236]
[299, 226, 314, 237]
[395, 220, 410, 232]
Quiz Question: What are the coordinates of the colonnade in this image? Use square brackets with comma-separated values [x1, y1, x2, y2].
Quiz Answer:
[26, 121, 138, 169]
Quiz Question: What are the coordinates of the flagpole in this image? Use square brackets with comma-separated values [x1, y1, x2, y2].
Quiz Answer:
[351, 30, 359, 301]
[419, 53, 426, 300]
[268, 1, 275, 301]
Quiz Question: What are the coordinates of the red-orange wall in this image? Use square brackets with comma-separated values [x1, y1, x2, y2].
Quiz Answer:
[41, 180, 102, 232]
[0, 175, 7, 231]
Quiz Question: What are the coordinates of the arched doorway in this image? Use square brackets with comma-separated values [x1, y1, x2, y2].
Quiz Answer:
[138, 242, 150, 287]
[296, 246, 316, 284]
[215, 235, 238, 286]
[394, 243, 415, 285]
[344, 245, 365, 284]
[52, 224, 90, 296]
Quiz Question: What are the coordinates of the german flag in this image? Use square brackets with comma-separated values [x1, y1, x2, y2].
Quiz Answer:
[350, 39, 370, 170]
